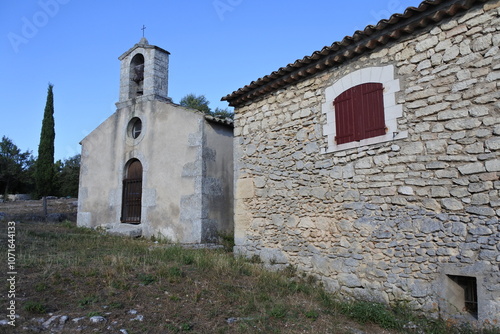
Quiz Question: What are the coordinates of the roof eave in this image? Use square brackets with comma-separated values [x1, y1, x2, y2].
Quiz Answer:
[222, 0, 488, 108]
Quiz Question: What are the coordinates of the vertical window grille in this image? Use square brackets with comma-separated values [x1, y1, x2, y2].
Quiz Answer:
[121, 159, 142, 224]
[448, 275, 478, 318]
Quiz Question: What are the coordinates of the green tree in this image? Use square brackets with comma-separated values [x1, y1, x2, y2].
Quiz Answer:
[54, 154, 80, 198]
[179, 93, 233, 119]
[179, 93, 211, 114]
[35, 83, 56, 198]
[0, 136, 35, 198]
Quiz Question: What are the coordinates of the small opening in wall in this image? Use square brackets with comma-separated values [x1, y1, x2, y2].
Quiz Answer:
[446, 275, 478, 319]
[132, 118, 142, 139]
[127, 117, 142, 139]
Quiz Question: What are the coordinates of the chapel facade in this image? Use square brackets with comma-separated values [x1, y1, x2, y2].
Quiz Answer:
[223, 0, 500, 326]
[78, 38, 234, 243]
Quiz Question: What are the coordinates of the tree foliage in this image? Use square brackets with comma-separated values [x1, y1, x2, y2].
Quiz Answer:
[179, 93, 233, 119]
[1, 136, 80, 199]
[35, 83, 56, 198]
[54, 154, 80, 198]
[0, 136, 35, 197]
[179, 93, 211, 114]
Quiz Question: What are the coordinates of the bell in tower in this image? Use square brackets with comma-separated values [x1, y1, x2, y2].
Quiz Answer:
[117, 37, 170, 103]
[130, 53, 144, 97]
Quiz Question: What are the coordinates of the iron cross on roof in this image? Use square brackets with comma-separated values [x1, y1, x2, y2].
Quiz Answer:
[141, 25, 146, 37]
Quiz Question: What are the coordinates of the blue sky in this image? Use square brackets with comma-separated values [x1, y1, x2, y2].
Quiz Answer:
[0, 0, 422, 161]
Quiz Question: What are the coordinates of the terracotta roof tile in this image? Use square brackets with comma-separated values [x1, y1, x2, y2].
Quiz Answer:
[222, 0, 489, 107]
[204, 114, 234, 127]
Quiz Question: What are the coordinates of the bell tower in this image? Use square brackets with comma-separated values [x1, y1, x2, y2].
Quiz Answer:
[117, 37, 170, 103]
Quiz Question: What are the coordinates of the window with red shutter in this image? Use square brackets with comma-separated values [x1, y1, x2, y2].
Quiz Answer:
[334, 83, 385, 145]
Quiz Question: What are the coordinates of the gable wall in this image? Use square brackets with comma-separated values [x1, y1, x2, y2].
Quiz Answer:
[78, 100, 209, 243]
[78, 110, 127, 228]
[233, 1, 500, 325]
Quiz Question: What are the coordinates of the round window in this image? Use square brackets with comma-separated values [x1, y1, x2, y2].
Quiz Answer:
[129, 118, 142, 139]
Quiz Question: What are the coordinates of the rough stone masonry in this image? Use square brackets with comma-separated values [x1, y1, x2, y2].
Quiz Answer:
[227, 0, 500, 327]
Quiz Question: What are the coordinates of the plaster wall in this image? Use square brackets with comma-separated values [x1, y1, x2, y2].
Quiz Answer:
[78, 99, 217, 243]
[202, 121, 234, 242]
[78, 110, 126, 228]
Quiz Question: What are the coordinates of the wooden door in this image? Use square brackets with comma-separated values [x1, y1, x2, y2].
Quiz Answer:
[121, 160, 142, 223]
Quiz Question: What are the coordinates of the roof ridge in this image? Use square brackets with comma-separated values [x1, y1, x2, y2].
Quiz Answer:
[222, 0, 488, 107]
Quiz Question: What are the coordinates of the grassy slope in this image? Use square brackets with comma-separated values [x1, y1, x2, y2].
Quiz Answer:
[0, 221, 497, 334]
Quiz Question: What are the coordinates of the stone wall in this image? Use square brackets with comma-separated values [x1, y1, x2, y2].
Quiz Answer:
[233, 1, 500, 326]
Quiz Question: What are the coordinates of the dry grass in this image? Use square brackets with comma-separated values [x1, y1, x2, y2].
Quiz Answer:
[0, 220, 497, 334]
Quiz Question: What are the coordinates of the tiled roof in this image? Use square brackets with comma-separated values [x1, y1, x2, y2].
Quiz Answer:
[222, 0, 489, 107]
[204, 114, 234, 127]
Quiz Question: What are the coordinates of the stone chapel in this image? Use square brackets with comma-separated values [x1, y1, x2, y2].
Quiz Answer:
[77, 37, 233, 243]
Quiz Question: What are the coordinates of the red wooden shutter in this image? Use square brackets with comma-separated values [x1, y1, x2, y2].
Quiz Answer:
[334, 89, 356, 145]
[360, 83, 385, 139]
[334, 83, 385, 145]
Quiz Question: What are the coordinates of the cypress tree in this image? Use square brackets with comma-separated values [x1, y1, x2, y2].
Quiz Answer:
[35, 83, 56, 198]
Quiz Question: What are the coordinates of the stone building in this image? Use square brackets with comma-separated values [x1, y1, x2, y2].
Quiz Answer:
[78, 38, 233, 243]
[223, 0, 500, 326]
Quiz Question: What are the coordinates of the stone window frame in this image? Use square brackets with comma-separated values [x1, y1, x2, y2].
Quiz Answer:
[321, 65, 407, 154]
[436, 263, 489, 323]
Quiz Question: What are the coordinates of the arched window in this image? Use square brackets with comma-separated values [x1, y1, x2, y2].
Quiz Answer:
[129, 53, 145, 98]
[121, 159, 142, 223]
[334, 83, 386, 145]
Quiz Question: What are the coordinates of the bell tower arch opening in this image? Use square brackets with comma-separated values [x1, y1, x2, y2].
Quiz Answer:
[118, 37, 170, 104]
[129, 53, 145, 98]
